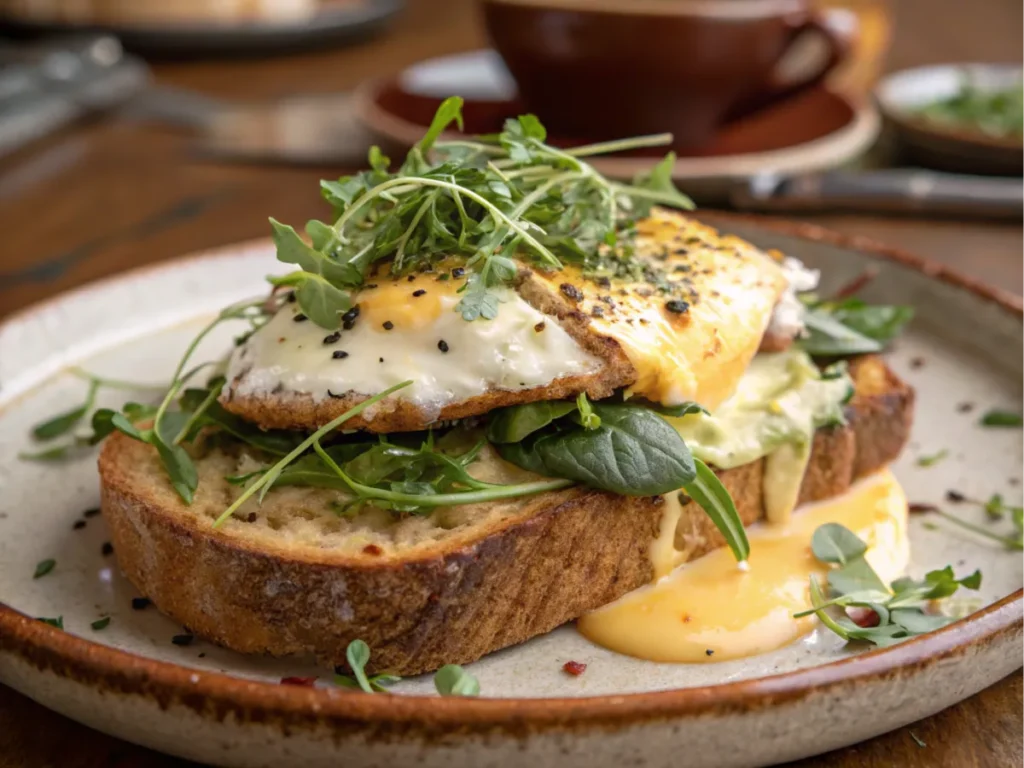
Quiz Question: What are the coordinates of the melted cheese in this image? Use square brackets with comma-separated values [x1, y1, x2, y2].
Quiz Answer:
[226, 281, 601, 411]
[534, 211, 787, 409]
[577, 470, 909, 663]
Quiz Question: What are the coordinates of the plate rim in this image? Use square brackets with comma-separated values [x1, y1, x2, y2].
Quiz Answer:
[1, 213, 1021, 728]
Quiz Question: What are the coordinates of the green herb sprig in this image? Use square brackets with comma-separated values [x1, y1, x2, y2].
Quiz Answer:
[270, 96, 692, 328]
[796, 523, 982, 646]
[334, 639, 479, 696]
[979, 409, 1023, 428]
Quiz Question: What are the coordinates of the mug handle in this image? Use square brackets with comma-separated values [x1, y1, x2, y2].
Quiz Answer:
[734, 9, 857, 117]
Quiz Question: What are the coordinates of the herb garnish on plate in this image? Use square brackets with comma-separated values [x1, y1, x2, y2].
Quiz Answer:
[335, 639, 479, 697]
[796, 522, 982, 646]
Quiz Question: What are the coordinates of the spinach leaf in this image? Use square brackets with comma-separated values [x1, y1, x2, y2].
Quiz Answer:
[486, 401, 578, 443]
[682, 459, 749, 562]
[827, 299, 914, 344]
[800, 309, 883, 356]
[496, 403, 696, 496]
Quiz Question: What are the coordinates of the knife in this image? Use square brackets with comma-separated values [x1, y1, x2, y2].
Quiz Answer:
[732, 169, 1022, 220]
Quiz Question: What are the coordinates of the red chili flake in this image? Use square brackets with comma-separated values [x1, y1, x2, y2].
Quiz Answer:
[281, 676, 317, 686]
[681, 614, 692, 623]
[562, 661, 587, 676]
[847, 607, 880, 628]
[363, 544, 383, 556]
[908, 502, 939, 514]
[832, 266, 879, 300]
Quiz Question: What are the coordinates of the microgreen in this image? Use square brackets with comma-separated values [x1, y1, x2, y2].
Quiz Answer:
[434, 664, 481, 696]
[213, 381, 415, 526]
[37, 616, 64, 630]
[797, 523, 982, 646]
[979, 409, 1023, 427]
[91, 617, 111, 631]
[333, 639, 478, 696]
[30, 378, 99, 440]
[930, 508, 1023, 550]
[916, 449, 949, 467]
[334, 639, 402, 693]
[270, 98, 693, 330]
[33, 559, 56, 578]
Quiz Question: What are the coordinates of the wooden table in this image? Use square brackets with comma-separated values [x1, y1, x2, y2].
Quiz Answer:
[0, 0, 1020, 765]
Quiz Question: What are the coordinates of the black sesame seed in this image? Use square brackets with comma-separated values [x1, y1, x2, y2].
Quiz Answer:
[379, 357, 384, 363]
[945, 489, 967, 503]
[132, 597, 151, 611]
[412, 289, 427, 297]
[332, 350, 349, 360]
[665, 299, 690, 314]
[83, 507, 101, 518]
[452, 267, 465, 278]
[705, 649, 714, 657]
[343, 319, 356, 330]
[407, 275, 417, 282]
[560, 283, 584, 302]
[438, 340, 449, 353]
[341, 306, 360, 324]
[293, 313, 308, 323]
[171, 634, 195, 646]
[101, 542, 114, 556]
[246, 512, 258, 523]
[322, 332, 341, 345]
[73, 520, 86, 530]
[382, 321, 394, 330]
[286, 291, 297, 303]
[198, 652, 207, 658]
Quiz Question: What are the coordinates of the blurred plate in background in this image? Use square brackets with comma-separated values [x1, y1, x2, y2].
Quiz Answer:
[0, 0, 404, 56]
[876, 63, 1023, 176]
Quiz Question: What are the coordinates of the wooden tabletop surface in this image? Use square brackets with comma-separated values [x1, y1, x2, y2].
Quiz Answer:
[0, 0, 1020, 765]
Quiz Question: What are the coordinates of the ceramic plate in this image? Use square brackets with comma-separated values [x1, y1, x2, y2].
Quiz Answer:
[875, 63, 1023, 175]
[0, 214, 1021, 768]
[0, 0, 404, 56]
[353, 50, 880, 199]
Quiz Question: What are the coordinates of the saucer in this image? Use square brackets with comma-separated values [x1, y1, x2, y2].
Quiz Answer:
[353, 50, 880, 198]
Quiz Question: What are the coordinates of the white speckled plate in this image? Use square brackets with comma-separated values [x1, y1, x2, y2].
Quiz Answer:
[0, 214, 1021, 768]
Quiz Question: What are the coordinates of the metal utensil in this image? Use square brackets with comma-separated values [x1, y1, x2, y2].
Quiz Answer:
[733, 169, 1022, 220]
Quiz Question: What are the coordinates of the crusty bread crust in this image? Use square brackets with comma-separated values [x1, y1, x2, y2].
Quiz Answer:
[99, 356, 912, 676]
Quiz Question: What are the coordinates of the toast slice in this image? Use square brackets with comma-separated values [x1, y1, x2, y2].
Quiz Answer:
[219, 211, 791, 433]
[99, 355, 912, 676]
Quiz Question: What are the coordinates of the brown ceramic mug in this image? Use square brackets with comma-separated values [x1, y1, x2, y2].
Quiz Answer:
[481, 0, 855, 148]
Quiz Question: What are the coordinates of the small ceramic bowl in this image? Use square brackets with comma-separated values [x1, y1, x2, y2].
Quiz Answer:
[875, 63, 1023, 175]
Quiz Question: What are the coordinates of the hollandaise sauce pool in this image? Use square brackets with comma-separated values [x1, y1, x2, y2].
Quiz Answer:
[577, 470, 909, 663]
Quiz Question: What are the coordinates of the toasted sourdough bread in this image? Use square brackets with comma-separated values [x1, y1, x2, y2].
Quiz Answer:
[99, 355, 912, 676]
[219, 211, 795, 434]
